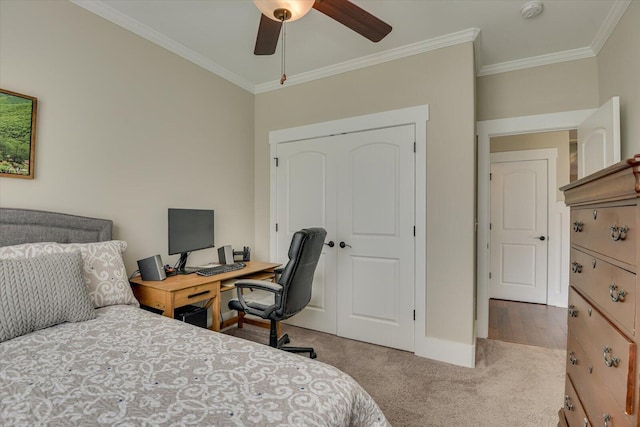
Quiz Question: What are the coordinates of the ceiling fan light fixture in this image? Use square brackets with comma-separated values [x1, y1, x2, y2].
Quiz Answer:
[253, 0, 315, 22]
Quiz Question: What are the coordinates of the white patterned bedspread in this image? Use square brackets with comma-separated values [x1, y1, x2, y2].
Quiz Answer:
[0, 305, 389, 426]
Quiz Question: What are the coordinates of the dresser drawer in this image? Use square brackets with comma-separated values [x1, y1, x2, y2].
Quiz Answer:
[174, 282, 218, 308]
[563, 374, 590, 427]
[570, 249, 636, 335]
[571, 206, 636, 266]
[568, 288, 636, 414]
[566, 332, 633, 427]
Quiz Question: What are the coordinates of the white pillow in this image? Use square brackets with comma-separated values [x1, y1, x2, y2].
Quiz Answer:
[0, 241, 139, 309]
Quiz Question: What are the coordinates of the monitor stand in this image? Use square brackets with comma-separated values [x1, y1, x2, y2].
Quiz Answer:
[176, 252, 199, 274]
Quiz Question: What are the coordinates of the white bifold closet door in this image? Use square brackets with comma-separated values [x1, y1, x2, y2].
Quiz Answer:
[275, 125, 415, 351]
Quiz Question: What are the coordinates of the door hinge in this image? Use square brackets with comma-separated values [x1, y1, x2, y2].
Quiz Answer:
[489, 223, 492, 230]
[275, 223, 278, 232]
[413, 226, 416, 237]
[414, 142, 416, 153]
[413, 310, 416, 321]
[489, 173, 492, 180]
[489, 272, 492, 279]
[274, 157, 279, 167]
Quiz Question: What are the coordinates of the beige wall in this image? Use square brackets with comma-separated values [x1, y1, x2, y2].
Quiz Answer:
[255, 43, 477, 347]
[597, 0, 640, 158]
[0, 1, 255, 272]
[477, 58, 599, 121]
[491, 130, 571, 201]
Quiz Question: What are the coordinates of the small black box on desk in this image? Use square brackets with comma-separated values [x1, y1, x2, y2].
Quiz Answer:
[174, 305, 207, 328]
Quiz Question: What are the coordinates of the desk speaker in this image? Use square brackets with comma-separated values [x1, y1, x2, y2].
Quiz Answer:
[137, 254, 166, 281]
[218, 245, 234, 264]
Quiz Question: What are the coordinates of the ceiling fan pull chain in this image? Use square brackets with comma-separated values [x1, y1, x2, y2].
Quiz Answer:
[280, 19, 287, 85]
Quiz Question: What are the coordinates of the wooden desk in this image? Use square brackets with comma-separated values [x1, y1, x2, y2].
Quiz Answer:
[129, 261, 280, 332]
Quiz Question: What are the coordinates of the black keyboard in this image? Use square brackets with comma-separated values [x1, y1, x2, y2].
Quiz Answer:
[196, 262, 246, 277]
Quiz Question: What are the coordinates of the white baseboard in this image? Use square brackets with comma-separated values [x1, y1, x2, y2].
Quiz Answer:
[415, 336, 476, 368]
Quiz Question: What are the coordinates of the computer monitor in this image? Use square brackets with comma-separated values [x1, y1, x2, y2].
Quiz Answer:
[168, 208, 215, 274]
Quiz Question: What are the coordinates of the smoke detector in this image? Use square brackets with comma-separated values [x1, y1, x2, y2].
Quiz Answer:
[521, 1, 543, 19]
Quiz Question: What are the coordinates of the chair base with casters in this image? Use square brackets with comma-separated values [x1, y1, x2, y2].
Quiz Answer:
[228, 298, 318, 359]
[228, 227, 327, 360]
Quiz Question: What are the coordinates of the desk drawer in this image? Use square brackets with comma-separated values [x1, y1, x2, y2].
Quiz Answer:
[571, 206, 636, 266]
[570, 249, 636, 335]
[174, 282, 218, 307]
[568, 288, 636, 414]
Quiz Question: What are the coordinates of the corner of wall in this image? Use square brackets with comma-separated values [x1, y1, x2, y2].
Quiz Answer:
[415, 336, 476, 368]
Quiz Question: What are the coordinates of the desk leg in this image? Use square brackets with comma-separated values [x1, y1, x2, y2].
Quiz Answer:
[209, 281, 221, 332]
[165, 291, 175, 320]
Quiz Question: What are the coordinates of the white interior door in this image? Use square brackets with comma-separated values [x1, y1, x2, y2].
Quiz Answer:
[275, 137, 337, 334]
[577, 96, 620, 178]
[275, 125, 415, 351]
[336, 126, 415, 351]
[490, 156, 548, 304]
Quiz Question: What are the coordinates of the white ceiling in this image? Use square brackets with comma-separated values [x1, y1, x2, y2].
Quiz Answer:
[71, 0, 631, 94]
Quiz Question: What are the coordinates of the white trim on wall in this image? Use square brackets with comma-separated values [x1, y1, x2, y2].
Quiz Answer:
[268, 105, 430, 357]
[476, 109, 596, 339]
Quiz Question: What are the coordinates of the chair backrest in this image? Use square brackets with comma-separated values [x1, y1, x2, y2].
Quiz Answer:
[277, 228, 327, 319]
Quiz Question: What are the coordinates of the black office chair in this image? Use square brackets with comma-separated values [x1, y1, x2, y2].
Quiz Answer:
[228, 227, 327, 359]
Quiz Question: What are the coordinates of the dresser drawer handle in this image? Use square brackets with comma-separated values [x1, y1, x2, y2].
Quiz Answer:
[603, 346, 620, 367]
[573, 221, 584, 232]
[564, 395, 574, 411]
[187, 290, 210, 299]
[603, 413, 611, 427]
[571, 262, 582, 273]
[569, 351, 578, 365]
[568, 305, 579, 317]
[610, 225, 628, 241]
[609, 283, 626, 302]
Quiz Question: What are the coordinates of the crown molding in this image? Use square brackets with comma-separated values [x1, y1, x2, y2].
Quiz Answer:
[70, 0, 255, 93]
[71, 0, 630, 91]
[591, 0, 632, 55]
[255, 28, 480, 94]
[477, 47, 595, 77]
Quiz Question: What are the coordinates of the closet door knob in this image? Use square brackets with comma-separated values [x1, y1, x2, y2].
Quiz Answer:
[339, 241, 352, 248]
[324, 241, 335, 248]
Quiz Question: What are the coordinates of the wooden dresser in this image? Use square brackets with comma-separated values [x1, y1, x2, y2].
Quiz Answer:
[559, 155, 640, 427]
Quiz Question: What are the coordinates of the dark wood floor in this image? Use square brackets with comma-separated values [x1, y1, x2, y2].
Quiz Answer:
[488, 299, 567, 350]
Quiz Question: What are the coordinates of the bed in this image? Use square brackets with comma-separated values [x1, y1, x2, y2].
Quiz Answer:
[0, 208, 389, 426]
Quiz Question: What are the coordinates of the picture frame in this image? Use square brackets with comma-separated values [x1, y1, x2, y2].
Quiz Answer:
[0, 88, 38, 179]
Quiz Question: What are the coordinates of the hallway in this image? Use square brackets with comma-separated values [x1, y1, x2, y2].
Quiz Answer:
[488, 299, 567, 350]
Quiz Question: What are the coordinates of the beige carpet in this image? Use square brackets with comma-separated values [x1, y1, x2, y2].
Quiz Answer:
[223, 323, 566, 427]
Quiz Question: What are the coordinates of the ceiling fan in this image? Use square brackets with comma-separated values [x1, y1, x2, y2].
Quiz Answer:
[253, 0, 392, 56]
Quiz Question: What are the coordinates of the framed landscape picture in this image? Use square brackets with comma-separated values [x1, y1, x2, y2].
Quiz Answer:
[0, 88, 38, 179]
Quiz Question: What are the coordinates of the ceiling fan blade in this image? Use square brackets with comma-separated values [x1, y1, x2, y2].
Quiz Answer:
[254, 14, 282, 55]
[312, 0, 392, 42]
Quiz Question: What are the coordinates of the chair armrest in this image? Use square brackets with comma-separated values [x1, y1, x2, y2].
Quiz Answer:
[232, 280, 283, 318]
[235, 279, 283, 294]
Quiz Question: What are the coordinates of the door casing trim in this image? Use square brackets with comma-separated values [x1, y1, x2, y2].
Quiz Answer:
[477, 109, 596, 339]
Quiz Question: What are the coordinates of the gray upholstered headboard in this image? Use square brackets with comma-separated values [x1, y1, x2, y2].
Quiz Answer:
[0, 208, 113, 247]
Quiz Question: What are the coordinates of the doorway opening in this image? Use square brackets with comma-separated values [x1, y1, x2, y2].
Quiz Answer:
[476, 108, 596, 340]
